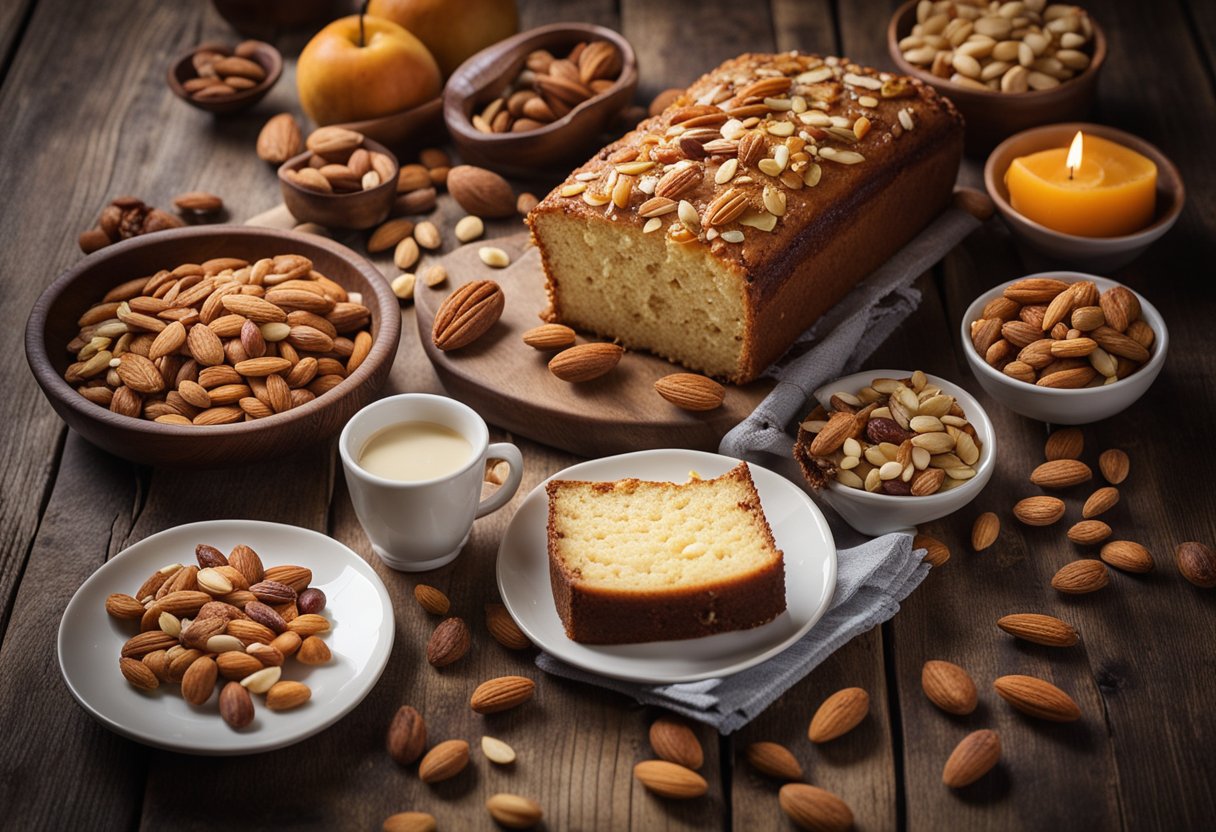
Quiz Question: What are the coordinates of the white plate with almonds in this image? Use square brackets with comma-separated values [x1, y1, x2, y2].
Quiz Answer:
[58, 520, 393, 755]
[497, 449, 836, 683]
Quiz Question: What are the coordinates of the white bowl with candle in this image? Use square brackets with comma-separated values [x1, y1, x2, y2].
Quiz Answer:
[962, 273, 1168, 425]
[985, 123, 1185, 271]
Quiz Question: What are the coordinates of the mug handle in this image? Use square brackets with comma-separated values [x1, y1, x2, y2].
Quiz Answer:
[476, 443, 524, 518]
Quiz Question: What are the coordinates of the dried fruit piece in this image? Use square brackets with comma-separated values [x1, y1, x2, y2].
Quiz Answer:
[633, 760, 708, 799]
[1176, 542, 1216, 588]
[745, 741, 803, 781]
[485, 793, 542, 829]
[649, 716, 703, 769]
[387, 705, 427, 765]
[1100, 540, 1153, 574]
[808, 687, 869, 743]
[921, 660, 977, 715]
[1051, 560, 1109, 594]
[997, 613, 1078, 647]
[778, 783, 853, 832]
[418, 739, 470, 783]
[971, 512, 1000, 551]
[993, 675, 1081, 722]
[942, 729, 1000, 788]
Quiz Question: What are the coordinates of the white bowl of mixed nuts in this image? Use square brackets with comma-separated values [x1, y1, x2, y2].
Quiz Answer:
[962, 273, 1168, 424]
[794, 370, 996, 536]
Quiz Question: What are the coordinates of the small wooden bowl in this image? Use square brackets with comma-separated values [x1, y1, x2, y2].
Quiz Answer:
[334, 97, 446, 152]
[167, 40, 283, 115]
[25, 226, 402, 468]
[887, 0, 1106, 155]
[444, 23, 638, 177]
[984, 122, 1185, 271]
[278, 138, 400, 230]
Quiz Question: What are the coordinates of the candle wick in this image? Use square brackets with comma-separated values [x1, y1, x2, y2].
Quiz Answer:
[1068, 165, 1074, 181]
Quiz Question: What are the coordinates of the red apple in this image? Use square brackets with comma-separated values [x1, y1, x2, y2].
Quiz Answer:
[297, 14, 441, 125]
[368, 0, 518, 77]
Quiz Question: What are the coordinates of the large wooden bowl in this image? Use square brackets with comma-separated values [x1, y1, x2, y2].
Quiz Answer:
[25, 226, 401, 468]
[443, 23, 638, 177]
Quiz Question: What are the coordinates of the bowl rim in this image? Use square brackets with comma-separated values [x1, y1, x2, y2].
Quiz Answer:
[960, 272, 1169, 397]
[443, 21, 638, 147]
[982, 122, 1186, 246]
[886, 0, 1107, 102]
[166, 40, 283, 107]
[811, 369, 997, 506]
[277, 136, 400, 204]
[25, 225, 401, 440]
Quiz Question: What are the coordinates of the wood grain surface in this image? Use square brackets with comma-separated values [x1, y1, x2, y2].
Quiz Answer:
[0, 0, 1213, 830]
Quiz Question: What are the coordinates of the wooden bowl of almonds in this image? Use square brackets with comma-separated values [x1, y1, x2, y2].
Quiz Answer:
[443, 22, 638, 177]
[887, 0, 1106, 154]
[25, 226, 401, 467]
[278, 128, 400, 230]
[168, 40, 283, 115]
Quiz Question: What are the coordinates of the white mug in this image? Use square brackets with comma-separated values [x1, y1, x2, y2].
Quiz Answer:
[338, 394, 523, 571]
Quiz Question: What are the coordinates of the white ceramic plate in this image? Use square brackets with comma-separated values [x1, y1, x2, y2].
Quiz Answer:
[58, 520, 394, 755]
[497, 449, 836, 683]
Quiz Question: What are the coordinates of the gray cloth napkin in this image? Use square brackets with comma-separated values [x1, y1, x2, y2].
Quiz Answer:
[534, 204, 982, 733]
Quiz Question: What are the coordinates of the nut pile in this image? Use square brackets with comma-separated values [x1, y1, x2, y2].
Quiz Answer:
[64, 254, 372, 425]
[899, 0, 1095, 93]
[78, 196, 186, 254]
[471, 39, 623, 135]
[283, 127, 398, 195]
[106, 543, 332, 729]
[971, 277, 1155, 387]
[795, 371, 984, 496]
[182, 42, 270, 101]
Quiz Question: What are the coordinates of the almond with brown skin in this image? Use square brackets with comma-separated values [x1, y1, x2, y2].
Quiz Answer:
[778, 784, 853, 832]
[744, 741, 803, 781]
[1082, 486, 1119, 519]
[649, 716, 703, 769]
[263, 564, 312, 591]
[228, 544, 264, 585]
[418, 739, 470, 783]
[1051, 559, 1109, 594]
[994, 675, 1081, 722]
[413, 584, 450, 615]
[256, 113, 303, 164]
[913, 533, 950, 567]
[1100, 540, 1153, 573]
[447, 165, 515, 217]
[432, 280, 505, 351]
[1013, 496, 1065, 526]
[971, 512, 1000, 551]
[633, 760, 708, 799]
[809, 411, 855, 457]
[808, 687, 869, 743]
[120, 657, 159, 691]
[997, 613, 1078, 647]
[921, 660, 977, 715]
[485, 793, 543, 829]
[382, 812, 437, 832]
[106, 593, 145, 619]
[470, 676, 535, 714]
[1030, 459, 1092, 488]
[548, 343, 623, 382]
[654, 373, 726, 411]
[1067, 520, 1112, 545]
[485, 603, 531, 650]
[1176, 542, 1216, 588]
[426, 617, 471, 667]
[387, 705, 428, 765]
[942, 729, 1000, 788]
[1004, 277, 1071, 304]
[1098, 449, 1130, 484]
[266, 680, 311, 711]
[181, 655, 218, 705]
[219, 681, 254, 729]
[368, 217, 416, 253]
[522, 323, 576, 351]
[173, 191, 223, 214]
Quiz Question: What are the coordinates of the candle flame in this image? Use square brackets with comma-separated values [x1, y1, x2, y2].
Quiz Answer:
[1066, 131, 1084, 177]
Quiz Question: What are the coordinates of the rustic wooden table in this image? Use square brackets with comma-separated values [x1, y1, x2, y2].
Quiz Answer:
[2, 0, 1213, 829]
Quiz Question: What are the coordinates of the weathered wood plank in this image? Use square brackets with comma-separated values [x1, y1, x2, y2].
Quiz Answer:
[0, 0, 34, 84]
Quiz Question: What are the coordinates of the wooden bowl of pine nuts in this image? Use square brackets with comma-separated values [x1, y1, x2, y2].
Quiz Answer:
[887, 0, 1106, 154]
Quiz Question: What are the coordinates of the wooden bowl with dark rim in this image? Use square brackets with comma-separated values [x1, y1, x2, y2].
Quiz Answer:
[167, 40, 283, 115]
[443, 22, 638, 177]
[887, 0, 1107, 155]
[25, 226, 402, 468]
[278, 138, 400, 230]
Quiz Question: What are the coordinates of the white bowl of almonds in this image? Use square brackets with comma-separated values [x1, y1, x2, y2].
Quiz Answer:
[794, 370, 996, 535]
[962, 273, 1168, 424]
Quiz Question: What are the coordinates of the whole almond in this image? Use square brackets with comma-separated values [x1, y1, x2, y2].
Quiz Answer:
[921, 660, 978, 715]
[485, 793, 543, 829]
[1098, 449, 1130, 484]
[447, 165, 516, 218]
[106, 593, 145, 619]
[419, 739, 470, 783]
[778, 783, 853, 832]
[1030, 459, 1092, 488]
[287, 613, 331, 637]
[997, 613, 1078, 647]
[1051, 559, 1109, 594]
[116, 353, 164, 394]
[808, 687, 869, 743]
[993, 675, 1081, 722]
[913, 533, 950, 567]
[744, 741, 803, 780]
[654, 373, 726, 411]
[485, 603, 531, 650]
[971, 512, 1000, 551]
[1045, 428, 1084, 462]
[257, 113, 303, 163]
[633, 760, 708, 799]
[471, 676, 535, 714]
[228, 615, 277, 644]
[548, 343, 623, 382]
[120, 656, 159, 691]
[249, 579, 297, 605]
[368, 217, 415, 253]
[432, 280, 505, 350]
[246, 642, 285, 668]
[228, 544, 264, 585]
[1100, 540, 1153, 573]
[522, 323, 576, 351]
[181, 655, 218, 705]
[388, 705, 428, 765]
[306, 125, 363, 157]
[297, 635, 332, 665]
[217, 650, 263, 680]
[1013, 496, 1065, 526]
[265, 680, 311, 711]
[382, 812, 437, 832]
[264, 564, 312, 591]
[414, 584, 450, 615]
[649, 716, 703, 769]
[1099, 285, 1140, 332]
[942, 729, 1001, 788]
[1067, 520, 1112, 545]
[121, 630, 179, 659]
[1082, 486, 1119, 519]
[1175, 541, 1216, 588]
[220, 681, 254, 729]
[426, 617, 471, 667]
[1004, 277, 1071, 303]
[173, 191, 223, 214]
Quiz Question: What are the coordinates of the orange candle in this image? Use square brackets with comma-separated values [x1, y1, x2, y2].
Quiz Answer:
[1005, 132, 1157, 237]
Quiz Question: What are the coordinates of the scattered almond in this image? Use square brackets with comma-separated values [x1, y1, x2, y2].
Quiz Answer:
[997, 613, 1078, 647]
[432, 280, 505, 351]
[942, 729, 1000, 788]
[414, 584, 450, 615]
[633, 760, 708, 799]
[382, 812, 437, 832]
[418, 739, 470, 784]
[1176, 541, 1216, 588]
[297, 635, 332, 664]
[1100, 540, 1153, 573]
[1044, 427, 1083, 460]
[1030, 459, 1093, 489]
[778, 783, 853, 832]
[913, 533, 950, 567]
[478, 246, 511, 268]
[971, 512, 1000, 551]
[1067, 520, 1112, 545]
[1013, 496, 1065, 526]
[455, 215, 485, 242]
[257, 113, 303, 163]
[522, 323, 577, 351]
[391, 273, 416, 301]
[387, 705, 427, 765]
[421, 264, 447, 288]
[649, 716, 703, 770]
[744, 741, 803, 781]
[448, 165, 516, 218]
[485, 793, 542, 829]
[485, 603, 531, 650]
[549, 342, 623, 382]
[921, 660, 977, 715]
[426, 617, 471, 667]
[1098, 449, 1130, 484]
[481, 735, 517, 765]
[471, 675, 535, 714]
[1082, 486, 1119, 519]
[993, 675, 1081, 722]
[414, 221, 441, 250]
[654, 373, 726, 411]
[368, 217, 415, 253]
[1051, 559, 1109, 594]
[808, 687, 869, 743]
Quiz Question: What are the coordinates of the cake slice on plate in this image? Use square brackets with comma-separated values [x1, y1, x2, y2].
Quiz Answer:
[545, 462, 786, 644]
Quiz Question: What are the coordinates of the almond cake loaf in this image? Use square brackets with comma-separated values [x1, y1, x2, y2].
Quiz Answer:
[527, 52, 964, 383]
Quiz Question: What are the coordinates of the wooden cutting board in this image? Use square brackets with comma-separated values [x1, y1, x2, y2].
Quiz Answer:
[414, 232, 773, 458]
